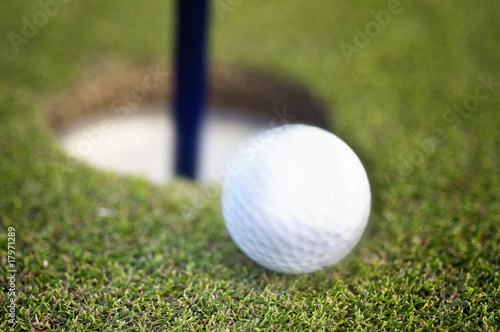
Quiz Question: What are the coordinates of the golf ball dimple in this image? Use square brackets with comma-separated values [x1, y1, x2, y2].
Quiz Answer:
[221, 124, 371, 274]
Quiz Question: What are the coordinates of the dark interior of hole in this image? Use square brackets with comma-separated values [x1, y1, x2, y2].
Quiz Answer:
[46, 64, 332, 131]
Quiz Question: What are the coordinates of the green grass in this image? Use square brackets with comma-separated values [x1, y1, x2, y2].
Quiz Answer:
[1, 0, 500, 330]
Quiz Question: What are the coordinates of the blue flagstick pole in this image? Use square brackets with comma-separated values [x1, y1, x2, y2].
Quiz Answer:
[173, 0, 210, 179]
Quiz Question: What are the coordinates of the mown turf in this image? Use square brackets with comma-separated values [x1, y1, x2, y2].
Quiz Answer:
[1, 0, 500, 330]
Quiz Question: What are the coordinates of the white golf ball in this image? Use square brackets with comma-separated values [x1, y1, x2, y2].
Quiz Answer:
[221, 124, 371, 274]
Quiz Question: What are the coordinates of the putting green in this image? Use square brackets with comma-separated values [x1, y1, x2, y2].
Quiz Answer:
[1, 0, 499, 330]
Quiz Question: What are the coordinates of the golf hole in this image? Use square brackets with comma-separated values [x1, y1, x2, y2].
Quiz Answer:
[46, 63, 331, 184]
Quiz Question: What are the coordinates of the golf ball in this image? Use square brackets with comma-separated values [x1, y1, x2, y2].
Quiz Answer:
[221, 124, 371, 274]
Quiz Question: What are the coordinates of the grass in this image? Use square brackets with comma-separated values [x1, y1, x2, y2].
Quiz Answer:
[1, 0, 500, 330]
